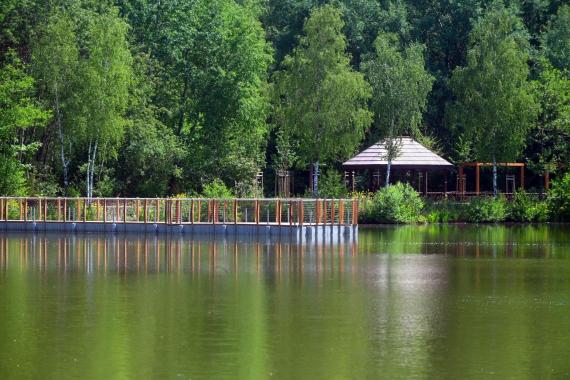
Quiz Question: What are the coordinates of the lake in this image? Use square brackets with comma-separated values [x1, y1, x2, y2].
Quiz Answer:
[1, 225, 569, 379]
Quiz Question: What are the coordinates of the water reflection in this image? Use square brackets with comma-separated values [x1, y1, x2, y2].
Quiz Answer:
[1, 226, 570, 379]
[0, 233, 359, 275]
[358, 224, 570, 258]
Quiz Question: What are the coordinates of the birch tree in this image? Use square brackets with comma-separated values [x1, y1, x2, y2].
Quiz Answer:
[32, 12, 78, 192]
[273, 5, 372, 196]
[362, 33, 433, 185]
[448, 2, 537, 196]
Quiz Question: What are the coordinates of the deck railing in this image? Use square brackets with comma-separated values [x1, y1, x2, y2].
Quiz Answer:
[0, 197, 358, 226]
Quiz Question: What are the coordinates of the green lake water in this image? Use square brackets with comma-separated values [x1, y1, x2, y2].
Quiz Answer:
[1, 225, 570, 379]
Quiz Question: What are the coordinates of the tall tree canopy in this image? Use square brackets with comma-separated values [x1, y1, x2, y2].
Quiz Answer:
[448, 2, 538, 196]
[542, 5, 570, 72]
[362, 33, 434, 184]
[273, 4, 372, 195]
[0, 53, 49, 195]
[33, 5, 132, 197]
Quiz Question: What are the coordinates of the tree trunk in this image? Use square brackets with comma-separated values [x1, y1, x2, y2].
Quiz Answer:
[492, 155, 498, 198]
[312, 161, 319, 197]
[54, 87, 69, 192]
[86, 140, 98, 201]
[385, 160, 392, 186]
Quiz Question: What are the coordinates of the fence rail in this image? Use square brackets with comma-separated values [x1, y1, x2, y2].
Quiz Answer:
[0, 197, 358, 226]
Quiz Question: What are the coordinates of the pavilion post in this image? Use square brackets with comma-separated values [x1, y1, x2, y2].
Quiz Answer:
[476, 164, 480, 196]
[424, 170, 428, 195]
[544, 172, 550, 191]
[458, 165, 464, 196]
[520, 166, 525, 190]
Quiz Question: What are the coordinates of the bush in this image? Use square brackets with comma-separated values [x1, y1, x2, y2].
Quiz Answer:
[465, 196, 508, 223]
[360, 183, 424, 223]
[508, 191, 548, 222]
[547, 173, 570, 221]
[423, 200, 466, 223]
[319, 170, 348, 198]
[201, 179, 233, 198]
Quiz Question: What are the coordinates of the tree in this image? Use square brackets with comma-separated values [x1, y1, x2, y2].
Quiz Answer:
[76, 8, 132, 199]
[119, 0, 272, 192]
[526, 60, 570, 176]
[32, 11, 79, 192]
[0, 52, 50, 195]
[362, 33, 434, 185]
[448, 2, 537, 196]
[273, 4, 372, 196]
[542, 5, 570, 72]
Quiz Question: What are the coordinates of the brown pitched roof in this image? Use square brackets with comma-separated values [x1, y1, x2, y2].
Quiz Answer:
[342, 137, 454, 170]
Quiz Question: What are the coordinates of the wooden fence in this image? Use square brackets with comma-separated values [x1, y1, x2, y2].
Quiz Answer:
[0, 197, 358, 226]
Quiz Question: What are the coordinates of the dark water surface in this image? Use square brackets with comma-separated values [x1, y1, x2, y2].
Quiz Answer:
[1, 225, 570, 379]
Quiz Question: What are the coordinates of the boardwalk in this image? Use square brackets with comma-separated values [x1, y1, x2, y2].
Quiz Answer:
[0, 197, 359, 241]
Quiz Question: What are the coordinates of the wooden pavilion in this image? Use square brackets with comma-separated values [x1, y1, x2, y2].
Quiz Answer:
[342, 137, 454, 194]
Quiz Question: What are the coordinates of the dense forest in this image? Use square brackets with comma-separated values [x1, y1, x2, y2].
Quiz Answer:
[0, 0, 569, 198]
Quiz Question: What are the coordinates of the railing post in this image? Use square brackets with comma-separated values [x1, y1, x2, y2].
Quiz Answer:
[164, 199, 169, 224]
[144, 199, 148, 223]
[76, 198, 80, 222]
[352, 199, 358, 226]
[176, 199, 181, 224]
[276, 199, 281, 225]
[255, 199, 259, 225]
[299, 200, 304, 226]
[116, 198, 119, 222]
[207, 200, 212, 223]
[83, 198, 87, 222]
[339, 200, 345, 225]
[315, 199, 319, 225]
[103, 199, 107, 223]
[136, 199, 140, 222]
[123, 198, 127, 223]
[233, 199, 237, 224]
[197, 200, 201, 222]
[96, 199, 100, 221]
[24, 198, 28, 222]
[289, 201, 293, 226]
[190, 199, 195, 224]
[44, 198, 47, 222]
[63, 198, 67, 222]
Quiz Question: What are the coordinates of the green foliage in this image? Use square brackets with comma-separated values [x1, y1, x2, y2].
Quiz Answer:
[542, 5, 570, 71]
[362, 33, 434, 144]
[201, 179, 234, 199]
[508, 191, 548, 222]
[423, 200, 466, 223]
[448, 2, 538, 194]
[465, 196, 508, 223]
[547, 172, 570, 221]
[273, 5, 372, 167]
[0, 52, 50, 196]
[359, 183, 424, 224]
[318, 170, 348, 198]
[526, 60, 570, 175]
[0, 155, 26, 195]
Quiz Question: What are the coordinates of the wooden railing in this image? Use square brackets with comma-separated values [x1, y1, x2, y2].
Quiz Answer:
[0, 197, 358, 226]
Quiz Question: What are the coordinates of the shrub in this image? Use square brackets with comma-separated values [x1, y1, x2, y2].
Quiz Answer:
[547, 173, 570, 221]
[508, 191, 548, 222]
[201, 179, 233, 198]
[465, 196, 508, 223]
[361, 183, 424, 223]
[319, 170, 348, 198]
[423, 200, 466, 223]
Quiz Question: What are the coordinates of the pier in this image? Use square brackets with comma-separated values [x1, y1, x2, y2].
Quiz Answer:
[0, 197, 358, 241]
